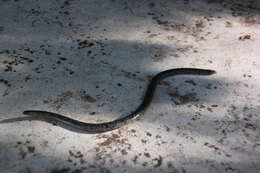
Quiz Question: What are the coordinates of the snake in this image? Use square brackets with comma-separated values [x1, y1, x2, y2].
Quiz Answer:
[23, 68, 216, 133]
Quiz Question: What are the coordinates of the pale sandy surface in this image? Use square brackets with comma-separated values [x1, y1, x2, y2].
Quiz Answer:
[0, 0, 260, 173]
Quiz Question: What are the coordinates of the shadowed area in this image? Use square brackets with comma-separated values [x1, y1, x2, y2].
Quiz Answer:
[0, 0, 259, 173]
[1, 68, 217, 133]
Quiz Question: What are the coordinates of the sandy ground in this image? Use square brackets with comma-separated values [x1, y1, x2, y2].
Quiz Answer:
[0, 0, 260, 172]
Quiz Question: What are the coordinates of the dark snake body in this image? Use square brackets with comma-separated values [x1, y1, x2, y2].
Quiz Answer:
[23, 68, 216, 133]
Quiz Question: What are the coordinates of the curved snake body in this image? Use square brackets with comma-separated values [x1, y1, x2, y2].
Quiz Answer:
[23, 68, 216, 133]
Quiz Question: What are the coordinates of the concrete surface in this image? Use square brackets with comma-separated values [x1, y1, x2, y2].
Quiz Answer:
[0, 0, 260, 172]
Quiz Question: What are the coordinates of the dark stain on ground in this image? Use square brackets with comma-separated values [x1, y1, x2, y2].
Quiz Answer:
[77, 40, 95, 49]
[132, 155, 138, 164]
[239, 34, 251, 41]
[0, 26, 4, 32]
[153, 155, 163, 168]
[27, 146, 35, 153]
[44, 91, 73, 110]
[15, 140, 36, 159]
[141, 139, 147, 144]
[152, 16, 206, 39]
[0, 78, 11, 87]
[0, 49, 35, 73]
[146, 132, 152, 137]
[185, 79, 197, 86]
[169, 90, 198, 105]
[121, 149, 128, 155]
[69, 150, 83, 159]
[144, 152, 151, 158]
[78, 89, 96, 103]
[97, 133, 121, 147]
[94, 129, 135, 165]
[204, 142, 232, 157]
[51, 168, 71, 173]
